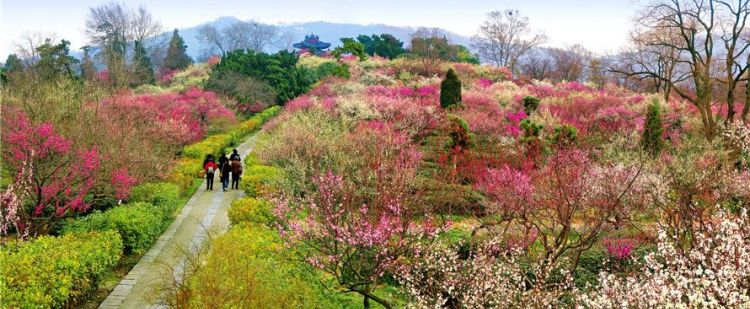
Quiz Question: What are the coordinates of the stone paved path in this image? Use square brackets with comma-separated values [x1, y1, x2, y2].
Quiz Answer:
[99, 135, 257, 309]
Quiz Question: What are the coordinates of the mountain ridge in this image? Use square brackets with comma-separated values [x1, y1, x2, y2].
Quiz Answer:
[172, 17, 474, 59]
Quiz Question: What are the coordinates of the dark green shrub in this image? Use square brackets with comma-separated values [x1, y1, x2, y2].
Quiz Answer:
[209, 50, 316, 104]
[440, 69, 462, 109]
[447, 115, 472, 148]
[641, 98, 664, 157]
[0, 231, 122, 308]
[552, 124, 578, 146]
[523, 96, 541, 115]
[520, 119, 544, 138]
[315, 62, 351, 79]
[62, 202, 166, 254]
[204, 71, 277, 111]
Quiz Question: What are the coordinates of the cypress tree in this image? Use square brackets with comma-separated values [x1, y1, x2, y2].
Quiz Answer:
[164, 29, 192, 70]
[641, 98, 665, 157]
[131, 40, 155, 86]
[440, 68, 461, 109]
[79, 46, 96, 81]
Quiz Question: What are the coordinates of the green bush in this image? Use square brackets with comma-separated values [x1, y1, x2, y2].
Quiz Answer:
[240, 164, 284, 198]
[182, 134, 232, 159]
[204, 71, 277, 116]
[523, 96, 541, 115]
[209, 50, 316, 104]
[0, 231, 122, 308]
[440, 68, 462, 109]
[641, 98, 664, 157]
[182, 225, 340, 308]
[62, 202, 166, 254]
[315, 62, 351, 79]
[228, 197, 275, 227]
[130, 182, 182, 212]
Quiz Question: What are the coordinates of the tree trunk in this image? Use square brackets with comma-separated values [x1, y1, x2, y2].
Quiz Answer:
[743, 80, 750, 124]
[727, 86, 736, 123]
[363, 295, 370, 309]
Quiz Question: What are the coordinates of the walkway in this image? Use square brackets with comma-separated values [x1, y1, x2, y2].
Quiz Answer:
[98, 135, 258, 308]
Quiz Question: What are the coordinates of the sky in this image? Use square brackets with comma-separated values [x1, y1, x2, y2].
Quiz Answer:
[0, 0, 642, 59]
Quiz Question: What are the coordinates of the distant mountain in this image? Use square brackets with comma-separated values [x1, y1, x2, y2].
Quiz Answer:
[173, 17, 474, 59]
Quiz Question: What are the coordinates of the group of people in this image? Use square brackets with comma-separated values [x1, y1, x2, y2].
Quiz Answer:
[202, 149, 242, 191]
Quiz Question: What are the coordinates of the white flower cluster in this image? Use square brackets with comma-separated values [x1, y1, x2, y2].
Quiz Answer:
[398, 239, 571, 309]
[722, 121, 750, 155]
[579, 211, 750, 308]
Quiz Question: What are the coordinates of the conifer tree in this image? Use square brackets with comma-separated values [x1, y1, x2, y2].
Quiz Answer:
[440, 68, 462, 109]
[164, 29, 192, 70]
[641, 98, 665, 157]
[79, 46, 96, 81]
[131, 40, 155, 86]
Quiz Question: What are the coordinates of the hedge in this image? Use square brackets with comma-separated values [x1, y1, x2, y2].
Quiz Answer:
[181, 224, 340, 308]
[129, 182, 182, 212]
[227, 197, 275, 227]
[240, 164, 284, 198]
[62, 202, 166, 254]
[169, 106, 281, 191]
[0, 231, 123, 308]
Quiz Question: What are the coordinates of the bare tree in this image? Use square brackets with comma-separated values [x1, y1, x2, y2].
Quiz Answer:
[197, 24, 227, 56]
[716, 0, 750, 122]
[614, 0, 721, 138]
[246, 20, 278, 52]
[14, 31, 56, 66]
[86, 2, 131, 46]
[472, 10, 547, 73]
[519, 48, 554, 80]
[276, 31, 297, 50]
[86, 2, 162, 87]
[131, 6, 162, 43]
[550, 44, 592, 82]
[197, 20, 280, 56]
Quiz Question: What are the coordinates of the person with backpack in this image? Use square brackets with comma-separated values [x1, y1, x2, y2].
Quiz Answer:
[230, 151, 243, 190]
[203, 154, 218, 191]
[219, 153, 232, 191]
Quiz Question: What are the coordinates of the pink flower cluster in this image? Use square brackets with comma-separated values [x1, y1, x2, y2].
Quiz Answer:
[602, 237, 637, 259]
[102, 88, 235, 144]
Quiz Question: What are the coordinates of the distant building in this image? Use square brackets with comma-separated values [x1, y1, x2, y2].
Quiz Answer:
[293, 34, 331, 55]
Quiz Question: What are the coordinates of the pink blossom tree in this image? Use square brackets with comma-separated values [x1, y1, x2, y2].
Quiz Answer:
[475, 148, 645, 271]
[273, 124, 440, 309]
[2, 112, 101, 236]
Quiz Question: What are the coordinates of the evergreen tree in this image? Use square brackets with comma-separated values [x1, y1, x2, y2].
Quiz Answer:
[131, 40, 155, 86]
[440, 68, 462, 109]
[332, 38, 367, 61]
[35, 39, 78, 80]
[2, 54, 25, 83]
[105, 34, 128, 87]
[641, 98, 665, 157]
[164, 29, 192, 70]
[79, 46, 96, 81]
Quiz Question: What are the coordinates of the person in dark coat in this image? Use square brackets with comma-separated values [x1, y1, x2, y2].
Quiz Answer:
[218, 152, 231, 191]
[203, 154, 218, 191]
[229, 149, 242, 189]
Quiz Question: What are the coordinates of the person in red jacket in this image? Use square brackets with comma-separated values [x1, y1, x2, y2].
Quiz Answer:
[203, 154, 218, 191]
